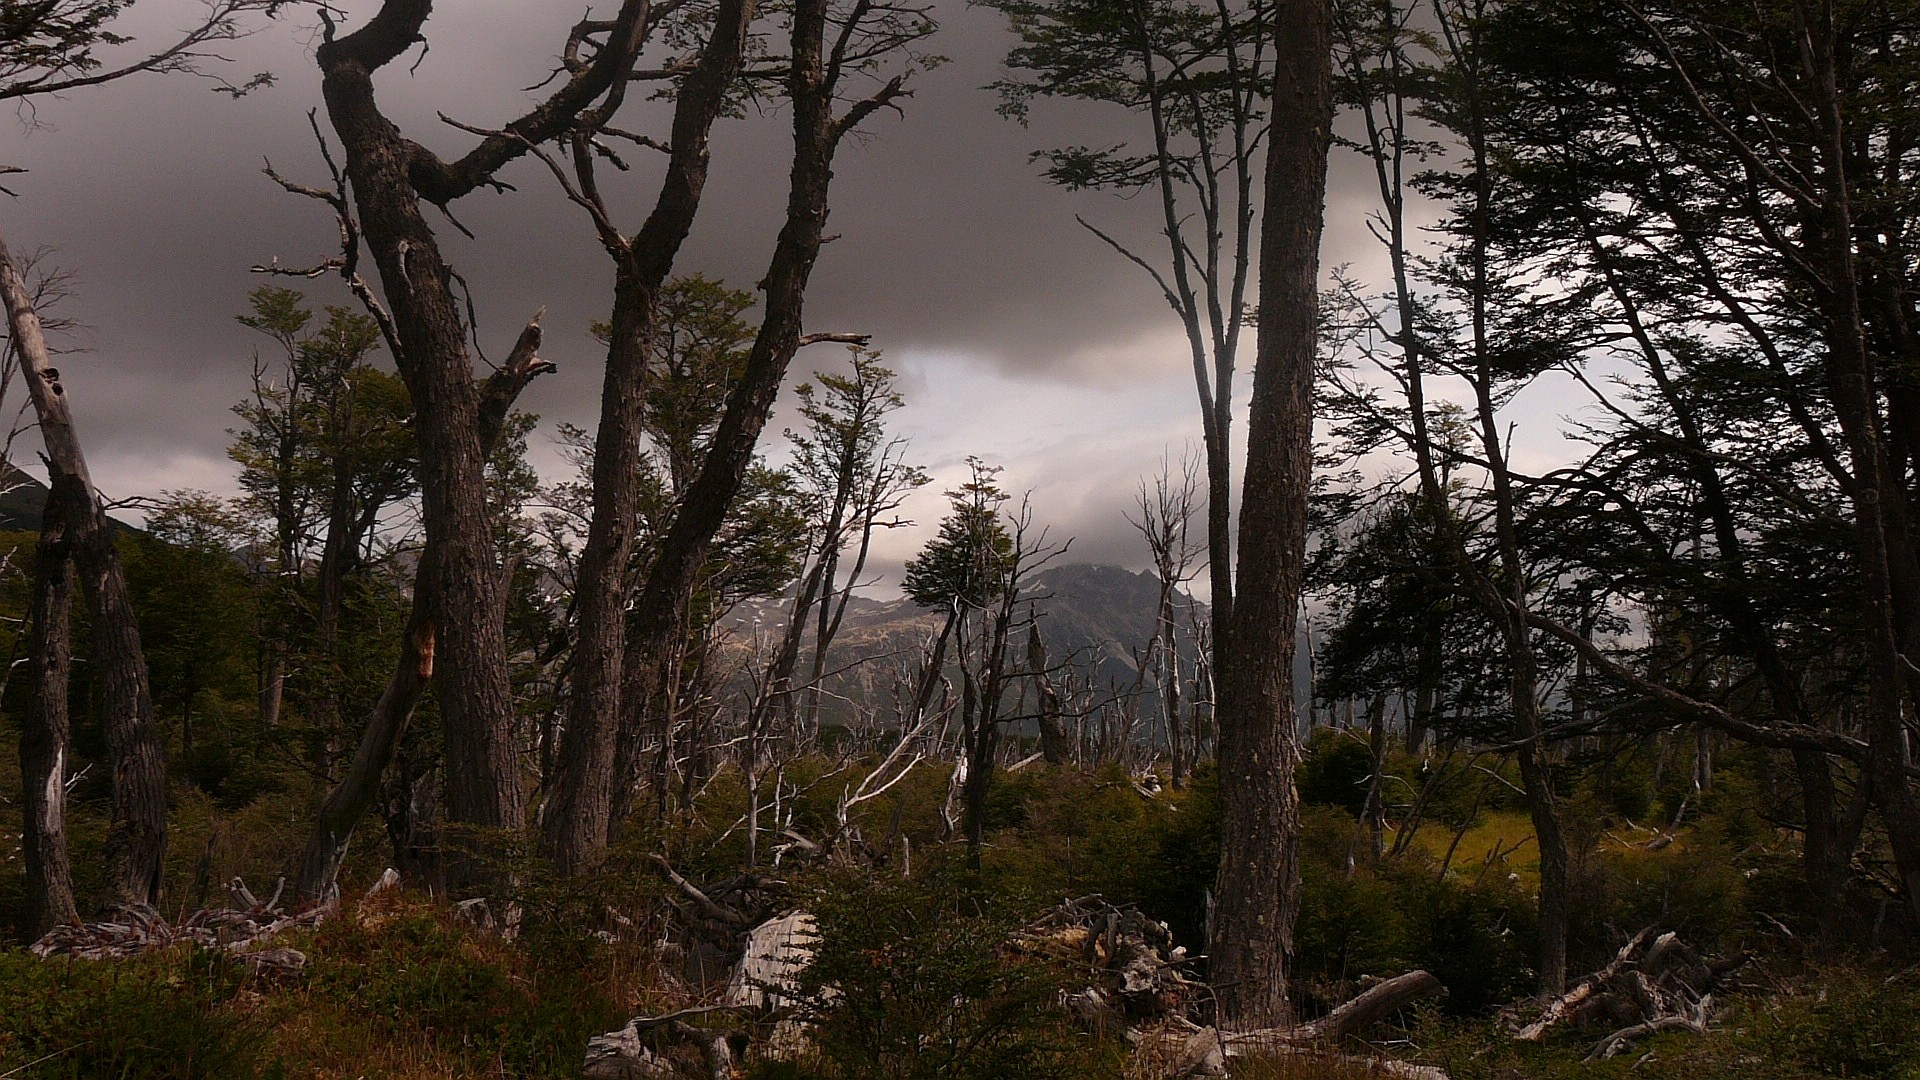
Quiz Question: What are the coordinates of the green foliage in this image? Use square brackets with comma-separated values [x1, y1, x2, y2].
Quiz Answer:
[306, 898, 621, 1076]
[1293, 807, 1535, 1016]
[902, 458, 1014, 614]
[1419, 966, 1920, 1079]
[0, 948, 269, 1079]
[1298, 729, 1377, 815]
[782, 857, 1108, 1080]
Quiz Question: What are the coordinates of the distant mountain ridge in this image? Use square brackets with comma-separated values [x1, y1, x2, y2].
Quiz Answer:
[729, 563, 1209, 696]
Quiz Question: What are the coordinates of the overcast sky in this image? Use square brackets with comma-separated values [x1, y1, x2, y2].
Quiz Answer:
[0, 0, 1441, 590]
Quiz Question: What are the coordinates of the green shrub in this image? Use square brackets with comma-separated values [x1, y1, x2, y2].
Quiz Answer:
[0, 949, 268, 1079]
[783, 857, 1110, 1079]
[1298, 730, 1376, 815]
[305, 898, 620, 1076]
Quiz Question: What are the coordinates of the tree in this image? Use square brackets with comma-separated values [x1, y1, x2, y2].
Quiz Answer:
[599, 0, 938, 840]
[310, 0, 668, 886]
[1126, 451, 1202, 786]
[231, 287, 414, 739]
[0, 0, 282, 106]
[985, 0, 1274, 666]
[903, 459, 1063, 865]
[2, 0, 295, 931]
[780, 350, 929, 736]
[1209, 0, 1331, 1027]
[128, 491, 255, 757]
[1, 235, 166, 913]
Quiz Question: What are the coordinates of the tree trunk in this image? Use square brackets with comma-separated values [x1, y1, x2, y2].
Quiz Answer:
[1209, 0, 1330, 1028]
[1, 227, 168, 911]
[19, 508, 80, 931]
[294, 338, 551, 901]
[609, 0, 893, 831]
[541, 0, 752, 872]
[319, 26, 527, 886]
[1029, 620, 1072, 765]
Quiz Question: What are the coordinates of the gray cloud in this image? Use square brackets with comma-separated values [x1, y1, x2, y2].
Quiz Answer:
[1, 0, 1391, 586]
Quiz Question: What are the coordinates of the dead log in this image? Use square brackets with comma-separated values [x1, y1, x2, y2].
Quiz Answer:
[1505, 926, 1731, 1059]
[30, 877, 327, 962]
[1291, 969, 1446, 1043]
[724, 910, 816, 1010]
[1134, 1017, 1450, 1080]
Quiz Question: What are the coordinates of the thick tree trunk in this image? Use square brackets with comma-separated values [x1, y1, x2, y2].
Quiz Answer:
[2, 228, 167, 911]
[294, 338, 551, 901]
[1209, 0, 1330, 1029]
[319, 28, 529, 886]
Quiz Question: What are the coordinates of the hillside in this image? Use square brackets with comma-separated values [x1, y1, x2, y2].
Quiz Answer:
[730, 562, 1207, 692]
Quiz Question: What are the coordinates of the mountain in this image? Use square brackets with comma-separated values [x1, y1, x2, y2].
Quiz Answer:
[726, 564, 1209, 722]
[0, 462, 141, 536]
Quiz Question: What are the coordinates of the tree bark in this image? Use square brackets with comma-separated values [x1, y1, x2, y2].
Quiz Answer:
[294, 334, 551, 902]
[608, 0, 907, 829]
[19, 501, 80, 931]
[1209, 0, 1330, 1028]
[540, 0, 753, 873]
[313, 0, 646, 883]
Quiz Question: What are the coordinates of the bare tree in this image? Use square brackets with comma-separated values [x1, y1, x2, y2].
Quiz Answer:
[1, 234, 167, 912]
[1127, 450, 1202, 786]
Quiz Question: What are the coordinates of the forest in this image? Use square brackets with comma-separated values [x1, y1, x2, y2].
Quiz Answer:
[4, 0, 1920, 1076]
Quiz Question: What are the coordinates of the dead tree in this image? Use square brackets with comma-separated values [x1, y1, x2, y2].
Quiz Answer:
[1, 231, 168, 912]
[1126, 451, 1200, 786]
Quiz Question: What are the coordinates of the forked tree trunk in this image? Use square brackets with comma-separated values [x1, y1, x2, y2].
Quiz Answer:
[608, 0, 907, 831]
[539, 0, 753, 873]
[2, 228, 168, 912]
[295, 336, 552, 902]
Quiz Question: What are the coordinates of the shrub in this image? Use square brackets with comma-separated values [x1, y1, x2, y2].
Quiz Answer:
[1298, 730, 1375, 815]
[782, 857, 1111, 1079]
[0, 949, 268, 1080]
[304, 897, 620, 1077]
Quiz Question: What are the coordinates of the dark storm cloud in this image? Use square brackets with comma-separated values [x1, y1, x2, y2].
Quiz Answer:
[0, 0, 1387, 578]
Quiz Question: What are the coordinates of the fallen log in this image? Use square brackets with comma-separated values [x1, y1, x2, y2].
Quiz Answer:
[29, 876, 325, 967]
[1134, 1013, 1451, 1080]
[1504, 927, 1736, 1059]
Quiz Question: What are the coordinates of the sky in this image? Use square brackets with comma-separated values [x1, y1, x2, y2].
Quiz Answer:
[0, 0, 1495, 592]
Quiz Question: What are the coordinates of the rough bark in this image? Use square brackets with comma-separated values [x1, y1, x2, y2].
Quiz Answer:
[294, 333, 551, 901]
[608, 0, 908, 828]
[19, 501, 80, 931]
[1208, 0, 1330, 1028]
[314, 0, 650, 883]
[1029, 620, 1072, 765]
[539, 0, 753, 873]
[2, 227, 167, 911]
